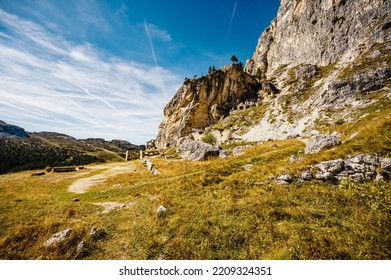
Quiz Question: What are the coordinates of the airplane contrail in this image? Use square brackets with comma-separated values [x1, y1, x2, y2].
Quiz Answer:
[143, 21, 159, 68]
[226, 1, 238, 40]
[74, 84, 120, 113]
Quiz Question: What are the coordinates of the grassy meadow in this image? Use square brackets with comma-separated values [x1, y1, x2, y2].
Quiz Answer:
[0, 102, 390, 260]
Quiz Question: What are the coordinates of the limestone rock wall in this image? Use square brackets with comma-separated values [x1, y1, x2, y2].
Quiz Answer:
[245, 0, 391, 77]
[156, 65, 260, 148]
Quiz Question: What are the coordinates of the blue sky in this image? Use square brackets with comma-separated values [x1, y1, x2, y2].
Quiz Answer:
[0, 0, 279, 144]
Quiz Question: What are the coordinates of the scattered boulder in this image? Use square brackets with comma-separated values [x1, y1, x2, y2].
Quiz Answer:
[290, 155, 303, 163]
[150, 168, 161, 175]
[44, 229, 71, 247]
[277, 174, 293, 184]
[316, 159, 344, 174]
[304, 133, 340, 154]
[76, 240, 87, 252]
[309, 154, 390, 182]
[177, 139, 220, 161]
[243, 164, 254, 171]
[145, 160, 154, 171]
[73, 198, 80, 202]
[157, 205, 167, 216]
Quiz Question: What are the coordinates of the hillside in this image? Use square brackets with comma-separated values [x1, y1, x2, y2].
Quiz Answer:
[0, 122, 143, 174]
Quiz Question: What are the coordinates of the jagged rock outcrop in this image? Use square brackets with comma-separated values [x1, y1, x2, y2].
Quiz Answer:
[313, 154, 391, 182]
[156, 65, 260, 148]
[245, 0, 391, 77]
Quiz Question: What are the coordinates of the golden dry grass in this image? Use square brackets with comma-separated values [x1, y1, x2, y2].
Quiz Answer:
[0, 105, 390, 260]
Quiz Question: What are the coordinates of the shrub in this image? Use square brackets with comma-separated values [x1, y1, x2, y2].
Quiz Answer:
[201, 131, 217, 145]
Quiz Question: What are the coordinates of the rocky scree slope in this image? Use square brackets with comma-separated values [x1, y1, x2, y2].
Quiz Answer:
[156, 0, 391, 147]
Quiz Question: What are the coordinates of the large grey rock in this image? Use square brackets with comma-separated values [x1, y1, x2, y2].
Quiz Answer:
[316, 159, 344, 174]
[177, 139, 220, 161]
[44, 229, 71, 247]
[305, 133, 340, 154]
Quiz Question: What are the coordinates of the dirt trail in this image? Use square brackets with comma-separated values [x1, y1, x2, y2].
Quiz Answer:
[68, 162, 136, 193]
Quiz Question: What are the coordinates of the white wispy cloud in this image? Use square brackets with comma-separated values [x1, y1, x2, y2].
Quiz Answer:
[0, 8, 181, 144]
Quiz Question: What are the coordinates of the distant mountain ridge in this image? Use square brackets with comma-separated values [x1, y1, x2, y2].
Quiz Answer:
[0, 120, 143, 174]
[0, 120, 30, 139]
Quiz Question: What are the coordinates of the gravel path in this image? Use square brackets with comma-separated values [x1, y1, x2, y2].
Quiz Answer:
[67, 162, 136, 193]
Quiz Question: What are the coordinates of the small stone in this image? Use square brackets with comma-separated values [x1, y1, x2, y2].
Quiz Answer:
[44, 229, 71, 247]
[290, 155, 303, 163]
[146, 160, 154, 171]
[157, 205, 167, 215]
[277, 174, 293, 183]
[243, 164, 254, 170]
[73, 198, 80, 202]
[150, 168, 161, 175]
[76, 241, 86, 252]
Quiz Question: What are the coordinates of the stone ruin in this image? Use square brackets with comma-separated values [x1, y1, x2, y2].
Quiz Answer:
[146, 139, 157, 150]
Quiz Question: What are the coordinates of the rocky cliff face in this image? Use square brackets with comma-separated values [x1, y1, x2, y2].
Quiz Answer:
[157, 0, 391, 148]
[156, 65, 260, 148]
[245, 0, 391, 77]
